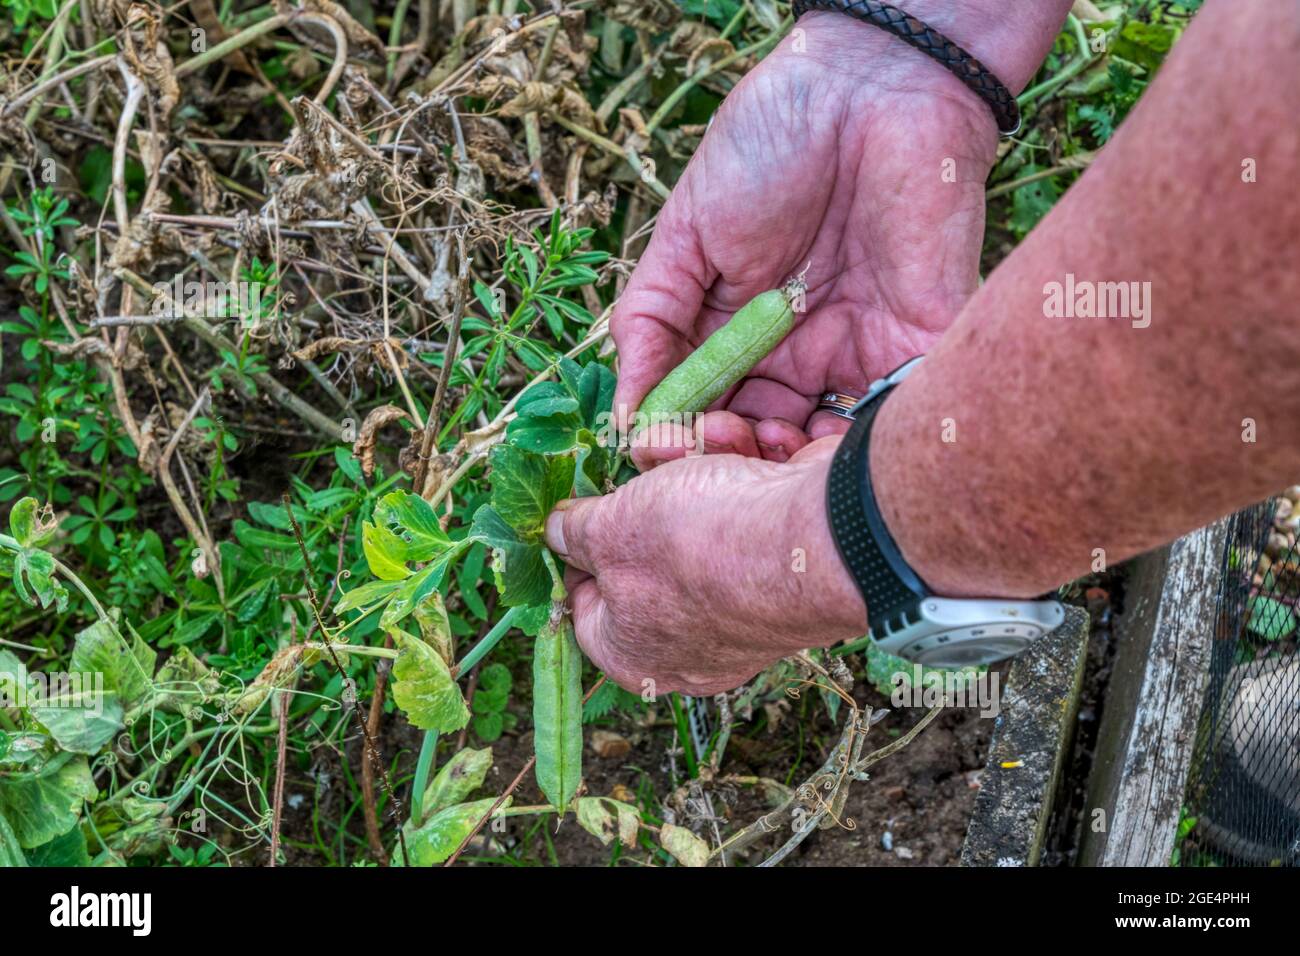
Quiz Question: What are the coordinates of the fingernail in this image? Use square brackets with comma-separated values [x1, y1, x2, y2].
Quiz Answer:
[545, 502, 571, 556]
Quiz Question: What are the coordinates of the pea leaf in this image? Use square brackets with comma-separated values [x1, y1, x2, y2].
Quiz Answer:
[469, 505, 551, 607]
[0, 754, 97, 848]
[374, 490, 452, 562]
[30, 691, 124, 756]
[68, 619, 156, 708]
[533, 612, 582, 812]
[9, 497, 55, 548]
[395, 796, 509, 866]
[362, 520, 412, 581]
[333, 578, 404, 615]
[659, 822, 710, 867]
[10, 545, 68, 612]
[515, 602, 552, 636]
[26, 825, 90, 867]
[488, 445, 574, 538]
[506, 363, 616, 463]
[380, 562, 448, 631]
[575, 796, 641, 848]
[576, 362, 617, 431]
[390, 632, 469, 733]
[0, 807, 26, 866]
[420, 747, 493, 822]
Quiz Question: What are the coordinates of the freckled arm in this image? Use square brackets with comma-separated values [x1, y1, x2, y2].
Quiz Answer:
[869, 0, 1300, 598]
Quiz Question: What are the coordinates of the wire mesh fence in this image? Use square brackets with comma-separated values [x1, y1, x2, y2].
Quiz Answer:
[1181, 496, 1300, 866]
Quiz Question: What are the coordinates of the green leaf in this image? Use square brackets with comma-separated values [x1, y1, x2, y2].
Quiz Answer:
[380, 563, 444, 631]
[582, 677, 638, 723]
[1111, 20, 1179, 73]
[472, 712, 504, 742]
[9, 497, 55, 548]
[374, 490, 453, 562]
[506, 363, 616, 458]
[1246, 595, 1297, 641]
[507, 384, 585, 454]
[533, 612, 582, 812]
[576, 362, 617, 431]
[475, 662, 511, 707]
[233, 521, 299, 551]
[0, 732, 50, 769]
[333, 578, 404, 616]
[457, 543, 489, 620]
[390, 633, 469, 733]
[488, 445, 574, 538]
[10, 546, 68, 612]
[30, 690, 124, 756]
[362, 520, 412, 581]
[0, 651, 27, 698]
[421, 747, 493, 820]
[1008, 163, 1062, 237]
[395, 796, 509, 867]
[515, 602, 552, 636]
[0, 807, 26, 866]
[469, 506, 551, 607]
[26, 825, 90, 867]
[68, 620, 156, 708]
[572, 434, 609, 498]
[0, 755, 97, 848]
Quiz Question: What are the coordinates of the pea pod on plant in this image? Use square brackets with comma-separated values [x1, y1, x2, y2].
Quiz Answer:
[532, 603, 583, 811]
[637, 282, 802, 420]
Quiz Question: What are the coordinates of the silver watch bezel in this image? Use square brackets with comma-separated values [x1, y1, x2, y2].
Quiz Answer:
[870, 597, 1066, 667]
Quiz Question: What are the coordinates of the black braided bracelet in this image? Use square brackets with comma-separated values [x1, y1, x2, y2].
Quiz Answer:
[792, 0, 1021, 135]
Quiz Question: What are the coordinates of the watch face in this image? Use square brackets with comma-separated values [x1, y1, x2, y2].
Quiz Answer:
[870, 599, 1067, 667]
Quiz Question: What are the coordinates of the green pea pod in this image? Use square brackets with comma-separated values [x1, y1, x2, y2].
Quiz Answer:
[638, 286, 797, 418]
[533, 607, 582, 811]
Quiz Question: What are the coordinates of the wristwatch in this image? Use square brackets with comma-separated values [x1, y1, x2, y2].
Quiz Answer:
[826, 356, 1065, 667]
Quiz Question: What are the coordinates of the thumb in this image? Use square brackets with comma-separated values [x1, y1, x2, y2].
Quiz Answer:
[567, 577, 628, 689]
[610, 200, 710, 424]
[544, 495, 608, 574]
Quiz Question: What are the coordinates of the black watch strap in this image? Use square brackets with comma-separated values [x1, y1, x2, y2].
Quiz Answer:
[826, 360, 930, 627]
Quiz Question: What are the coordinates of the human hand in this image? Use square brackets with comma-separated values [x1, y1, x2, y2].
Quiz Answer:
[613, 11, 1004, 466]
[543, 438, 868, 696]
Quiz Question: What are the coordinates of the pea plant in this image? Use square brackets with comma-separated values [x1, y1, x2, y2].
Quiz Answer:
[318, 356, 720, 865]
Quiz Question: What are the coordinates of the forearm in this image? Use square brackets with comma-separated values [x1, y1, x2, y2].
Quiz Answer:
[871, 0, 1300, 599]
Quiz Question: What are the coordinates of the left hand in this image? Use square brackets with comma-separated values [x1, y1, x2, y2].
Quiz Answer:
[544, 438, 868, 696]
[610, 12, 1001, 468]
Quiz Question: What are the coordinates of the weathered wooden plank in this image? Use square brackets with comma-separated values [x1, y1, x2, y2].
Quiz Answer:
[1078, 518, 1229, 866]
[962, 606, 1090, 867]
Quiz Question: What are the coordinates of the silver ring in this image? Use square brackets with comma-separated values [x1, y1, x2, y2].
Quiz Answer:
[816, 392, 861, 421]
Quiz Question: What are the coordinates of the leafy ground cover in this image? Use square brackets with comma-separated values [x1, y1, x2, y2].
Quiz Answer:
[0, 0, 1196, 866]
